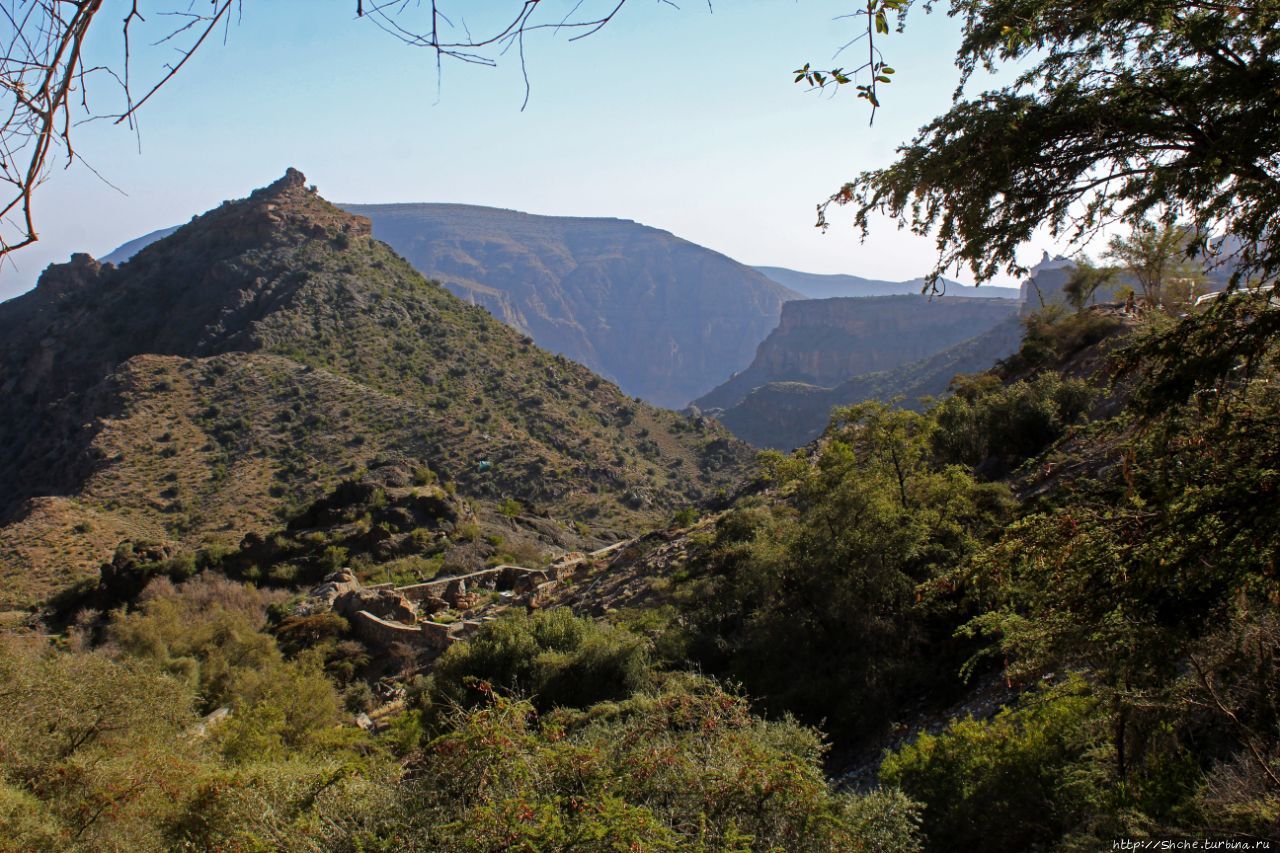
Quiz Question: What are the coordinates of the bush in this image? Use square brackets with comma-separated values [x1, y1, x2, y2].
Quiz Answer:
[933, 370, 1094, 473]
[105, 575, 346, 758]
[392, 678, 924, 852]
[670, 506, 698, 528]
[1006, 306, 1122, 373]
[428, 609, 652, 715]
[880, 685, 1099, 852]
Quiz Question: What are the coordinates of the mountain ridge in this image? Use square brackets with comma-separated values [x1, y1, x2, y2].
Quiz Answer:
[94, 202, 804, 409]
[0, 169, 751, 611]
[754, 265, 1022, 300]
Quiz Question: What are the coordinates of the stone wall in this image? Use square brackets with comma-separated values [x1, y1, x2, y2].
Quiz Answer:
[397, 565, 550, 603]
[350, 610, 428, 647]
[308, 560, 580, 656]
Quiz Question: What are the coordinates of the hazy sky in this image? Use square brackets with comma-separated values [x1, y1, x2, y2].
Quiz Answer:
[0, 0, 1055, 301]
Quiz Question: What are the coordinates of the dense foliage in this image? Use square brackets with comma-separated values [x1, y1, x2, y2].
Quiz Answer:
[677, 402, 1014, 737]
[657, 302, 1280, 846]
[867, 303, 1280, 848]
[425, 608, 653, 715]
[835, 0, 1280, 288]
[0, 580, 918, 850]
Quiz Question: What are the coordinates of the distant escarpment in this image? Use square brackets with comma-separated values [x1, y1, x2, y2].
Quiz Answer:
[694, 295, 1020, 415]
[0, 170, 751, 611]
[717, 316, 1026, 449]
[755, 265, 1021, 300]
[335, 204, 800, 408]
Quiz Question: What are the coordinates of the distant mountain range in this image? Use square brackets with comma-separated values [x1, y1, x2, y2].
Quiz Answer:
[753, 266, 1021, 300]
[102, 207, 802, 409]
[91, 201, 1036, 446]
[0, 170, 750, 611]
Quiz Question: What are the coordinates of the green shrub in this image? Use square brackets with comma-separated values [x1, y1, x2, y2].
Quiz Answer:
[880, 685, 1099, 852]
[428, 609, 652, 714]
[394, 678, 923, 852]
[670, 506, 698, 528]
[933, 370, 1094, 472]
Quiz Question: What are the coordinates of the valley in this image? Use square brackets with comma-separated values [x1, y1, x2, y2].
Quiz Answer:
[3, 170, 1278, 850]
[3, 0, 1278, 842]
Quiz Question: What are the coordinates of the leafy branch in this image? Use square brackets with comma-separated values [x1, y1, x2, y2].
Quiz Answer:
[794, 0, 906, 124]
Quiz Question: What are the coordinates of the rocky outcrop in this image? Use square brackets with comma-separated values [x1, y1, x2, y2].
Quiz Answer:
[1019, 254, 1082, 315]
[35, 253, 108, 299]
[695, 295, 1019, 413]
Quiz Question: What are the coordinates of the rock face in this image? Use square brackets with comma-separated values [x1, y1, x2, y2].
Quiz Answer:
[694, 295, 1020, 413]
[716, 315, 1027, 449]
[1019, 254, 1083, 315]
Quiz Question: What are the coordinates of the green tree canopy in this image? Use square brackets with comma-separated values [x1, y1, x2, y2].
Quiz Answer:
[833, 0, 1280, 286]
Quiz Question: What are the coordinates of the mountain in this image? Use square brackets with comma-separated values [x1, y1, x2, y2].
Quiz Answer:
[0, 169, 751, 612]
[99, 226, 180, 265]
[693, 294, 1020, 415]
[716, 315, 1026, 448]
[100, 205, 803, 409]
[754, 265, 1022, 300]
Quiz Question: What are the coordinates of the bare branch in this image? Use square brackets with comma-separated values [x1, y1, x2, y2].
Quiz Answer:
[0, 1, 641, 261]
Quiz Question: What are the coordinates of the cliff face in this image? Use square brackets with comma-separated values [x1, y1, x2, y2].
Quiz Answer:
[717, 316, 1027, 449]
[340, 204, 801, 409]
[694, 295, 1019, 413]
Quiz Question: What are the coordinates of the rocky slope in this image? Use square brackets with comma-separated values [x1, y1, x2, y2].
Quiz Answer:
[102, 204, 803, 409]
[0, 170, 751, 611]
[694, 295, 1020, 414]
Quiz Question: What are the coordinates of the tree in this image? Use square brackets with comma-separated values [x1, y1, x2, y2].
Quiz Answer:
[1104, 220, 1206, 309]
[826, 0, 1280, 288]
[683, 402, 1011, 736]
[1062, 258, 1119, 312]
[0, 1, 637, 257]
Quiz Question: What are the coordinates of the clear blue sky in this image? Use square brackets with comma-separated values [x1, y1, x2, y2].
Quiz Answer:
[0, 0, 1053, 301]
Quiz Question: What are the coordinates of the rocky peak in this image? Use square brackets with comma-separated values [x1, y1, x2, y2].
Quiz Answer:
[35, 253, 108, 298]
[189, 168, 371, 246]
[256, 166, 308, 198]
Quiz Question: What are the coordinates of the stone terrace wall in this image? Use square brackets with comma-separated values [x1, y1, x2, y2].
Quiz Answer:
[350, 610, 427, 647]
[397, 565, 549, 603]
[351, 610, 470, 650]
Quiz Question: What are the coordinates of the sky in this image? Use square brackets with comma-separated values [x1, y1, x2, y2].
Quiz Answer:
[0, 0, 1058, 301]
